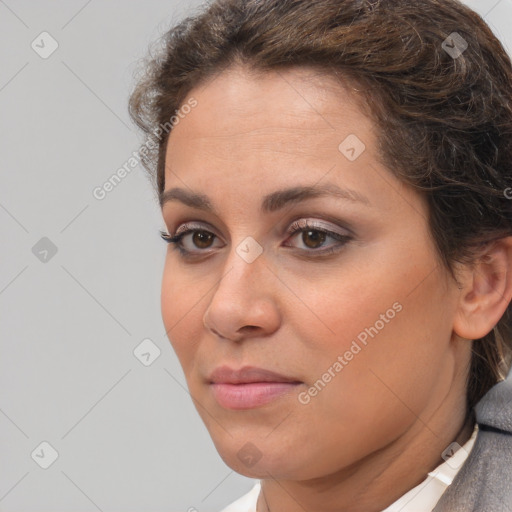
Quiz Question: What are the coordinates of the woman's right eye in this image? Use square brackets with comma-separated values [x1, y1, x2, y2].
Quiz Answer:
[160, 226, 222, 257]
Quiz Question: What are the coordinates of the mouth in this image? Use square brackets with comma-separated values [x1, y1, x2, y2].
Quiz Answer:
[208, 366, 303, 410]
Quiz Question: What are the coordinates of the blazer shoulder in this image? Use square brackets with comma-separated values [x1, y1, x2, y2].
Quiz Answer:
[434, 426, 512, 511]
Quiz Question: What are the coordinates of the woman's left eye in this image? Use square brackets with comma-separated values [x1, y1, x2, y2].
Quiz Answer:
[283, 219, 352, 255]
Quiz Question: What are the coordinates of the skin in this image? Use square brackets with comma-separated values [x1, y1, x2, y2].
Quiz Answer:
[159, 64, 512, 512]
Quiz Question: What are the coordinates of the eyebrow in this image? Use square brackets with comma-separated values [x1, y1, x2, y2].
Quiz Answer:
[159, 183, 371, 213]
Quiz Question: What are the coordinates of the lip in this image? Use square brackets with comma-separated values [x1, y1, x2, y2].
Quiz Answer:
[208, 365, 301, 384]
[208, 366, 302, 409]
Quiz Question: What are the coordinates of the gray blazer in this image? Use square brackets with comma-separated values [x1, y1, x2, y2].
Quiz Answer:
[434, 366, 512, 511]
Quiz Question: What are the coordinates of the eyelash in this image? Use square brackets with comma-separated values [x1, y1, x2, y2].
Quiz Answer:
[159, 220, 352, 259]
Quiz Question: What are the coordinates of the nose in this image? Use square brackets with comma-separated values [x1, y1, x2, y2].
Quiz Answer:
[202, 245, 282, 342]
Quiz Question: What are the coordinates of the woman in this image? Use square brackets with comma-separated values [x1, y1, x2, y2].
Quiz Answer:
[128, 0, 512, 510]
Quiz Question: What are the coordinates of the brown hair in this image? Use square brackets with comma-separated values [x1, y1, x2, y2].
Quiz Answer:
[129, 0, 512, 411]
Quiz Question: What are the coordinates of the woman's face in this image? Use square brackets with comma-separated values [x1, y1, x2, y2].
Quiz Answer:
[160, 65, 469, 480]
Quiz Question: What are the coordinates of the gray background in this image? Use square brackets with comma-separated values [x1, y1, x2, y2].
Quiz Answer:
[1, 0, 511, 510]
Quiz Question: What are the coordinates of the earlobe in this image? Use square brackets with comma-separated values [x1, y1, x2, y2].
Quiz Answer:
[453, 236, 512, 340]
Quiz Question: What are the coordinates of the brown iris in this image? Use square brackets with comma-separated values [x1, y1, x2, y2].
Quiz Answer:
[193, 231, 215, 248]
[302, 230, 326, 249]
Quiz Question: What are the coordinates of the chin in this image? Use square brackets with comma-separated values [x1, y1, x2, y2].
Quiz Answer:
[208, 430, 308, 480]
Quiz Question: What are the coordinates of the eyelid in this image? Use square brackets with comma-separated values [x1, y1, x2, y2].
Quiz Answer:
[285, 218, 350, 238]
[174, 221, 219, 237]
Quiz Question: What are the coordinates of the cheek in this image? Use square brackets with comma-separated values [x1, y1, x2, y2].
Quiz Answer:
[283, 277, 454, 473]
[298, 232, 450, 360]
[161, 258, 207, 368]
[283, 258, 404, 358]
[291, 243, 455, 416]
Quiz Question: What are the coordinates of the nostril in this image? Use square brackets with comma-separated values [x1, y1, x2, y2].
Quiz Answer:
[238, 325, 260, 336]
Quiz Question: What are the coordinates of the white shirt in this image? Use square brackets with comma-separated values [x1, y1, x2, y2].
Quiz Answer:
[220, 424, 479, 512]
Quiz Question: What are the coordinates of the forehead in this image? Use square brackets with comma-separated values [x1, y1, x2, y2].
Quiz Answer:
[165, 64, 378, 175]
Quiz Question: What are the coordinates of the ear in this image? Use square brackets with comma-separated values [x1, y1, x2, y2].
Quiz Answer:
[453, 236, 512, 340]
